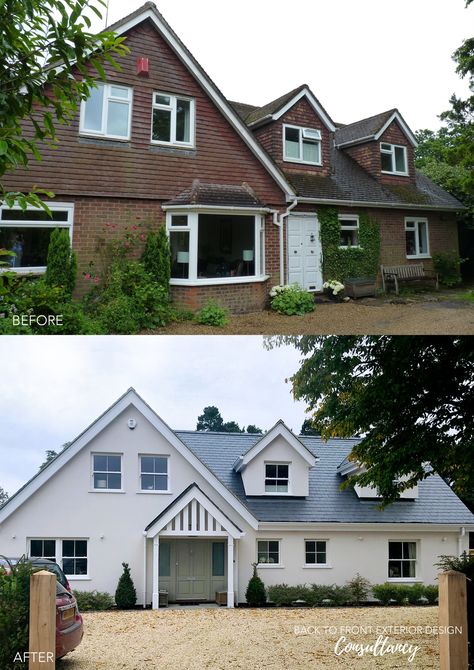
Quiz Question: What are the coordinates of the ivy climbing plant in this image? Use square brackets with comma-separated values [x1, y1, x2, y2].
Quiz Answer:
[318, 207, 381, 281]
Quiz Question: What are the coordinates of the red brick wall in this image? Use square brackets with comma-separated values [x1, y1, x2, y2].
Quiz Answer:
[253, 97, 332, 177]
[171, 279, 270, 313]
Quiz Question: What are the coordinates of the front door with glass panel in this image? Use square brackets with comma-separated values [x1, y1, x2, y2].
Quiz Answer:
[287, 215, 322, 291]
[176, 541, 209, 600]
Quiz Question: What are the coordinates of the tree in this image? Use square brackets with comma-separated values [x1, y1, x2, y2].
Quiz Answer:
[269, 336, 474, 508]
[0, 0, 128, 211]
[245, 425, 263, 434]
[141, 227, 171, 292]
[115, 562, 137, 608]
[300, 419, 319, 436]
[221, 421, 242, 433]
[0, 487, 8, 506]
[196, 406, 224, 432]
[39, 450, 58, 470]
[245, 563, 266, 607]
[45, 228, 77, 295]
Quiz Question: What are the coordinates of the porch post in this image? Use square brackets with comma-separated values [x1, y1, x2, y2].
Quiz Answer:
[227, 536, 234, 608]
[152, 536, 160, 609]
[142, 531, 147, 609]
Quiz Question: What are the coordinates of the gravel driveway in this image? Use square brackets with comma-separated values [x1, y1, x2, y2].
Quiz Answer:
[60, 606, 439, 669]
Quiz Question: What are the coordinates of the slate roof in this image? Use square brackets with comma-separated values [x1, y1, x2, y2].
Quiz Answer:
[164, 180, 264, 208]
[176, 431, 474, 525]
[334, 109, 398, 147]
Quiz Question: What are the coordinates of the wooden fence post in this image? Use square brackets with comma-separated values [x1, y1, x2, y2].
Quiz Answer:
[439, 570, 468, 670]
[29, 570, 55, 670]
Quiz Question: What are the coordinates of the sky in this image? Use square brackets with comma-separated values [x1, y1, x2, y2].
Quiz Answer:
[0, 336, 308, 497]
[90, 0, 472, 131]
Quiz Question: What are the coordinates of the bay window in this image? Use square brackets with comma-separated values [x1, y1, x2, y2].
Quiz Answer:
[405, 217, 430, 258]
[80, 83, 132, 140]
[167, 211, 266, 283]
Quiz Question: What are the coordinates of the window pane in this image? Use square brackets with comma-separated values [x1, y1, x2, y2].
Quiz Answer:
[30, 540, 42, 556]
[75, 558, 88, 575]
[154, 474, 168, 491]
[43, 540, 56, 557]
[84, 85, 104, 131]
[159, 542, 171, 577]
[171, 215, 188, 227]
[285, 127, 300, 159]
[1, 210, 68, 222]
[302, 140, 319, 163]
[406, 229, 416, 256]
[404, 542, 416, 560]
[389, 542, 402, 559]
[107, 455, 121, 472]
[269, 541, 279, 553]
[94, 474, 108, 489]
[340, 229, 359, 247]
[418, 222, 428, 255]
[212, 542, 225, 576]
[381, 152, 393, 172]
[388, 561, 401, 578]
[277, 465, 289, 478]
[154, 457, 168, 473]
[305, 552, 316, 564]
[75, 541, 87, 557]
[276, 483, 288, 493]
[306, 541, 316, 553]
[152, 108, 171, 142]
[94, 455, 107, 471]
[176, 99, 191, 143]
[110, 86, 129, 99]
[395, 146, 406, 172]
[106, 101, 129, 137]
[0, 227, 55, 268]
[316, 541, 326, 553]
[403, 561, 416, 578]
[141, 474, 155, 490]
[62, 558, 75, 574]
[170, 231, 190, 279]
[197, 214, 255, 279]
[155, 94, 171, 106]
[265, 482, 277, 492]
[266, 464, 277, 478]
[107, 473, 121, 489]
[141, 456, 155, 473]
[62, 540, 74, 557]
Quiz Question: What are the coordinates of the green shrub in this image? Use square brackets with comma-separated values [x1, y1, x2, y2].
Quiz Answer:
[436, 551, 474, 580]
[423, 584, 439, 605]
[195, 300, 229, 327]
[267, 584, 310, 606]
[141, 226, 171, 292]
[45, 228, 77, 296]
[432, 251, 464, 287]
[269, 284, 315, 316]
[346, 573, 371, 605]
[245, 564, 267, 606]
[73, 590, 114, 611]
[115, 562, 137, 609]
[267, 583, 353, 607]
[405, 583, 426, 605]
[372, 582, 412, 605]
[0, 557, 34, 670]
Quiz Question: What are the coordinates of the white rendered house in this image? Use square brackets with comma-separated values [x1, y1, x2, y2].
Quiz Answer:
[0, 388, 472, 607]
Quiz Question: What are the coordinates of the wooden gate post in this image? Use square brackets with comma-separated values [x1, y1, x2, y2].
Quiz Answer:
[439, 570, 468, 670]
[29, 570, 55, 670]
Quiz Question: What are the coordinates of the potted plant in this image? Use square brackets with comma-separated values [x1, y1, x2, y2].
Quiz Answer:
[323, 280, 345, 301]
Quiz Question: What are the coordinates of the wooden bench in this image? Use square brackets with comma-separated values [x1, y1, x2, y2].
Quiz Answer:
[381, 263, 439, 295]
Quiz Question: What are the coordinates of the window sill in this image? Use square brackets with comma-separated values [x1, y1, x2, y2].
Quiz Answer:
[303, 564, 332, 569]
[170, 275, 269, 287]
[257, 564, 284, 569]
[136, 490, 173, 495]
[284, 158, 322, 167]
[338, 246, 361, 250]
[381, 170, 409, 177]
[88, 490, 126, 494]
[406, 255, 431, 260]
[387, 578, 421, 583]
[0, 267, 45, 275]
[78, 133, 131, 144]
[67, 576, 91, 581]
[151, 140, 196, 150]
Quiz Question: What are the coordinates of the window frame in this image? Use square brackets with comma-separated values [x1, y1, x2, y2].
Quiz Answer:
[405, 217, 430, 259]
[380, 142, 408, 176]
[338, 214, 360, 249]
[138, 454, 171, 494]
[387, 540, 418, 581]
[0, 202, 74, 275]
[151, 91, 196, 148]
[28, 538, 90, 580]
[304, 539, 330, 568]
[90, 452, 124, 493]
[166, 210, 267, 286]
[283, 124, 322, 166]
[264, 462, 290, 494]
[256, 539, 282, 567]
[79, 82, 133, 140]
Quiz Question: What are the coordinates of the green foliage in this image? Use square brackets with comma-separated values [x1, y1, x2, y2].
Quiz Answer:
[141, 227, 171, 292]
[0, 557, 34, 670]
[265, 336, 474, 508]
[115, 562, 137, 609]
[300, 418, 319, 436]
[318, 208, 380, 282]
[436, 551, 474, 580]
[423, 584, 439, 605]
[195, 300, 229, 327]
[0, 487, 8, 506]
[0, 0, 128, 207]
[246, 425, 263, 434]
[39, 450, 58, 470]
[372, 583, 437, 606]
[432, 251, 464, 287]
[73, 589, 114, 611]
[267, 583, 352, 607]
[45, 228, 77, 296]
[346, 573, 371, 605]
[196, 406, 246, 433]
[270, 284, 315, 316]
[405, 582, 426, 605]
[245, 564, 267, 606]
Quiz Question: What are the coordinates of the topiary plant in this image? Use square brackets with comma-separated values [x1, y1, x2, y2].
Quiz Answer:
[45, 227, 77, 296]
[245, 563, 266, 607]
[115, 562, 137, 609]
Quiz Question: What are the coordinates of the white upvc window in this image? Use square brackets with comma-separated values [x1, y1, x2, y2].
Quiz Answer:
[284, 125, 322, 165]
[80, 83, 132, 140]
[388, 541, 417, 580]
[91, 453, 122, 491]
[139, 455, 169, 492]
[304, 539, 328, 566]
[338, 214, 360, 248]
[29, 538, 89, 578]
[257, 540, 281, 566]
[151, 92, 195, 147]
[380, 142, 408, 175]
[166, 211, 266, 285]
[405, 217, 430, 258]
[265, 463, 289, 493]
[0, 203, 74, 274]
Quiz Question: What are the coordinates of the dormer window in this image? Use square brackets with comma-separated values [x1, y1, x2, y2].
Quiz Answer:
[265, 463, 289, 493]
[284, 125, 322, 165]
[152, 93, 195, 147]
[380, 142, 408, 175]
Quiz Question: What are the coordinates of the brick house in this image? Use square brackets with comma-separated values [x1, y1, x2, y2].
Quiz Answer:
[1, 2, 464, 312]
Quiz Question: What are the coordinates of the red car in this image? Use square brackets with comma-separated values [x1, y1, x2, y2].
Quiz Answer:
[56, 582, 84, 659]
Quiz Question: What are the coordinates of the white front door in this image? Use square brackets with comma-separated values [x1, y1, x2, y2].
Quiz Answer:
[287, 215, 323, 291]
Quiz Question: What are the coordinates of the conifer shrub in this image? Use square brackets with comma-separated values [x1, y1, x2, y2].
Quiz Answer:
[45, 228, 77, 296]
[141, 226, 171, 292]
[245, 563, 267, 606]
[115, 562, 137, 609]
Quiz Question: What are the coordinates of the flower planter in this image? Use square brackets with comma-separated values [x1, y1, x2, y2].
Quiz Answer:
[344, 277, 376, 299]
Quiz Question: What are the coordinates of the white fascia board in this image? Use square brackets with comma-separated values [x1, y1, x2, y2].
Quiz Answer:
[297, 197, 463, 212]
[236, 421, 316, 471]
[162, 205, 271, 213]
[271, 88, 336, 133]
[113, 8, 295, 199]
[335, 134, 375, 149]
[374, 111, 418, 147]
[146, 485, 244, 539]
[258, 522, 474, 533]
[337, 460, 361, 477]
[0, 389, 258, 531]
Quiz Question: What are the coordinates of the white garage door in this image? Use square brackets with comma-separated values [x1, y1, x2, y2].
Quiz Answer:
[287, 215, 323, 291]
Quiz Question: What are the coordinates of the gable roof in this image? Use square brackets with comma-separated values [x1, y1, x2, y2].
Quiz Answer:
[163, 180, 265, 209]
[335, 109, 418, 148]
[235, 85, 336, 132]
[106, 2, 295, 199]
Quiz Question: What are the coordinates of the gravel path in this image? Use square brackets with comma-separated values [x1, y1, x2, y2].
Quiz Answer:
[60, 607, 439, 669]
[156, 300, 474, 335]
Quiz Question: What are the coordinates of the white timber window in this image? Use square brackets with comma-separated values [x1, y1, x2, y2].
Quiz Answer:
[264, 463, 289, 493]
[139, 455, 169, 492]
[405, 217, 430, 258]
[80, 83, 132, 140]
[304, 540, 328, 566]
[151, 92, 195, 147]
[257, 540, 281, 565]
[284, 125, 322, 165]
[388, 541, 417, 579]
[92, 453, 122, 491]
[338, 214, 360, 248]
[29, 538, 89, 578]
[380, 142, 408, 175]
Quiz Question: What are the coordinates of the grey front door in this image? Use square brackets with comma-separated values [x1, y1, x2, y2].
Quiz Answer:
[176, 541, 209, 600]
